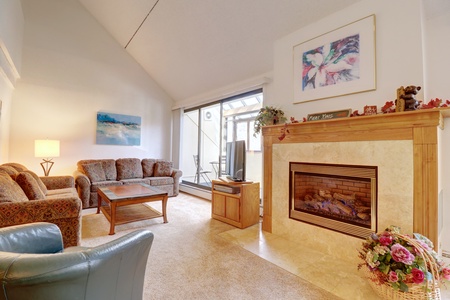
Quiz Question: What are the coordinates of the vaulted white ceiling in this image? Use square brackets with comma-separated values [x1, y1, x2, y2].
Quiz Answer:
[78, 0, 366, 102]
[77, 0, 446, 103]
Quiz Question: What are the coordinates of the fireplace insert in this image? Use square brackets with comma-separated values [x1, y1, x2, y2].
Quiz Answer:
[289, 162, 377, 239]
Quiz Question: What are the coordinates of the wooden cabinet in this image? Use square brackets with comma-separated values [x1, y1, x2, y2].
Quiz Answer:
[211, 180, 260, 228]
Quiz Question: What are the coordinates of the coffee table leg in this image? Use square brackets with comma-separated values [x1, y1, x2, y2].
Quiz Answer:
[162, 196, 168, 223]
[109, 202, 117, 235]
[97, 194, 102, 214]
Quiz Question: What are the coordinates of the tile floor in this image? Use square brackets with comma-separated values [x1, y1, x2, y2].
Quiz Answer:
[219, 221, 450, 300]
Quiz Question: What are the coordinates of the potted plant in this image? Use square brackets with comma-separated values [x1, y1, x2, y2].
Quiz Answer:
[358, 226, 450, 299]
[253, 106, 287, 137]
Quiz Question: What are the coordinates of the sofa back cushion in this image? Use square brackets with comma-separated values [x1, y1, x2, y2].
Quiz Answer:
[24, 170, 48, 195]
[0, 165, 19, 180]
[0, 172, 29, 203]
[80, 162, 107, 183]
[142, 159, 156, 177]
[116, 158, 143, 180]
[154, 160, 173, 177]
[1, 163, 28, 172]
[15, 172, 46, 200]
[78, 159, 116, 181]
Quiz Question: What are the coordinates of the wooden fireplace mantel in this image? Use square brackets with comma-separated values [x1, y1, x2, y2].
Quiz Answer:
[262, 108, 450, 249]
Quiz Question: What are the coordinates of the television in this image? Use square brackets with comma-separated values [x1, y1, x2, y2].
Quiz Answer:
[225, 140, 246, 182]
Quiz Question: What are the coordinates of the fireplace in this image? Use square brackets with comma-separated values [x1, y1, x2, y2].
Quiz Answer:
[289, 162, 377, 239]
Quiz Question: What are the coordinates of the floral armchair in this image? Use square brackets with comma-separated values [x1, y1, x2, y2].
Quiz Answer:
[0, 163, 82, 248]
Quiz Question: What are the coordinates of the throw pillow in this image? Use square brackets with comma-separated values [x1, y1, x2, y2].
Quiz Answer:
[81, 162, 107, 183]
[24, 170, 48, 195]
[0, 165, 19, 180]
[154, 160, 173, 177]
[0, 171, 29, 203]
[116, 158, 143, 180]
[142, 159, 156, 177]
[16, 172, 46, 200]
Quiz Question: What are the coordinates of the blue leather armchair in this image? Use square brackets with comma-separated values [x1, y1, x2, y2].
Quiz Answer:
[0, 222, 154, 300]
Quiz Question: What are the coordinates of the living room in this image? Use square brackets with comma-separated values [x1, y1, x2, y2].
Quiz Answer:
[1, 0, 450, 299]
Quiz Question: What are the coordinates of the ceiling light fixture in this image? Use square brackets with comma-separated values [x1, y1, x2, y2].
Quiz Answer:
[125, 0, 160, 49]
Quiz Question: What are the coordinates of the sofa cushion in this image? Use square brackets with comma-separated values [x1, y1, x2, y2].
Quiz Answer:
[45, 187, 78, 200]
[15, 172, 46, 200]
[120, 178, 150, 185]
[1, 163, 28, 172]
[116, 158, 143, 180]
[154, 160, 173, 177]
[0, 165, 19, 180]
[142, 159, 156, 177]
[90, 181, 123, 193]
[0, 172, 29, 203]
[147, 177, 174, 186]
[78, 159, 116, 181]
[81, 162, 107, 183]
[24, 170, 48, 195]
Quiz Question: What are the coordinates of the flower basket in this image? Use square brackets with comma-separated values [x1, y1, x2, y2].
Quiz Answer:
[364, 266, 441, 300]
[358, 227, 449, 300]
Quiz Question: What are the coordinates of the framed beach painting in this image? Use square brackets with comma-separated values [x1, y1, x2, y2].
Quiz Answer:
[293, 15, 376, 103]
[96, 112, 141, 146]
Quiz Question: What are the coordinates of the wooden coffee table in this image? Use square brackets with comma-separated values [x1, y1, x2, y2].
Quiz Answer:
[97, 183, 168, 235]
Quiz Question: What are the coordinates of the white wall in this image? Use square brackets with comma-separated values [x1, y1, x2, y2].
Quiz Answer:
[424, 8, 450, 253]
[0, 0, 23, 163]
[9, 0, 174, 176]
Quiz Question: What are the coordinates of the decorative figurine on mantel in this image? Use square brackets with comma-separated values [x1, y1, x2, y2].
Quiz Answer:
[395, 85, 421, 112]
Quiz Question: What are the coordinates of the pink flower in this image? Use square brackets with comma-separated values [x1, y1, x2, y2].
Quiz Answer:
[443, 268, 450, 280]
[379, 232, 393, 246]
[411, 268, 424, 284]
[415, 240, 431, 252]
[391, 243, 415, 265]
[388, 271, 399, 282]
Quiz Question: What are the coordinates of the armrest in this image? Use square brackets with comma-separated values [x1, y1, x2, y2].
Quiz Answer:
[171, 168, 183, 180]
[0, 222, 63, 253]
[40, 176, 75, 190]
[73, 170, 91, 207]
[171, 169, 183, 196]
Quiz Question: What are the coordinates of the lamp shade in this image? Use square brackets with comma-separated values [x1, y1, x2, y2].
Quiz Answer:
[35, 140, 60, 158]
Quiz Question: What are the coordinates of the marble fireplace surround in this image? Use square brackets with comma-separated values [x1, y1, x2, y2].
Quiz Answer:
[262, 109, 449, 260]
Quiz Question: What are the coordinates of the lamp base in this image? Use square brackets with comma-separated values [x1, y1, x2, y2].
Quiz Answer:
[40, 159, 54, 176]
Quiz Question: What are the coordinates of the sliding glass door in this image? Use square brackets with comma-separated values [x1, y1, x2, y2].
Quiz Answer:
[180, 89, 263, 190]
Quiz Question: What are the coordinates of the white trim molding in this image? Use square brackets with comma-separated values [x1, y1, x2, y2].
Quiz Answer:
[173, 73, 272, 110]
[0, 39, 20, 88]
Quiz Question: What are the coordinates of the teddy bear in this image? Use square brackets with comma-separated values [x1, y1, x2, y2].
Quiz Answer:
[395, 85, 421, 112]
[401, 85, 421, 111]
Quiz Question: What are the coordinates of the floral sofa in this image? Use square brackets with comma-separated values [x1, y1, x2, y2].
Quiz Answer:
[0, 163, 82, 248]
[73, 158, 183, 209]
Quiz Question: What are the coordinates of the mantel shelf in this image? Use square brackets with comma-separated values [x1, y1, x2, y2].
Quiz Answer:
[262, 107, 449, 144]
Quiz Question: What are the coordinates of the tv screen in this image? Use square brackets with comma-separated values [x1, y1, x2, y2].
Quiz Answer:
[225, 140, 246, 182]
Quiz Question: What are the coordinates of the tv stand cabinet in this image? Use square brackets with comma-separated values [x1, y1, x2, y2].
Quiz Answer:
[211, 180, 260, 229]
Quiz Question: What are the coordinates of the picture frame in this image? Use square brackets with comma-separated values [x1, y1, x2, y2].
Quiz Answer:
[96, 112, 141, 146]
[293, 15, 376, 103]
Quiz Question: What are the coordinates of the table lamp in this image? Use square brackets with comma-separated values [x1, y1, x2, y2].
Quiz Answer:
[34, 140, 60, 176]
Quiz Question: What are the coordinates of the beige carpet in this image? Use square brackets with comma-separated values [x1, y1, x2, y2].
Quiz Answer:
[82, 193, 341, 300]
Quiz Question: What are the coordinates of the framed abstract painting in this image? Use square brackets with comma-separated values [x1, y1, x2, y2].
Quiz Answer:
[293, 15, 376, 103]
[96, 112, 141, 146]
